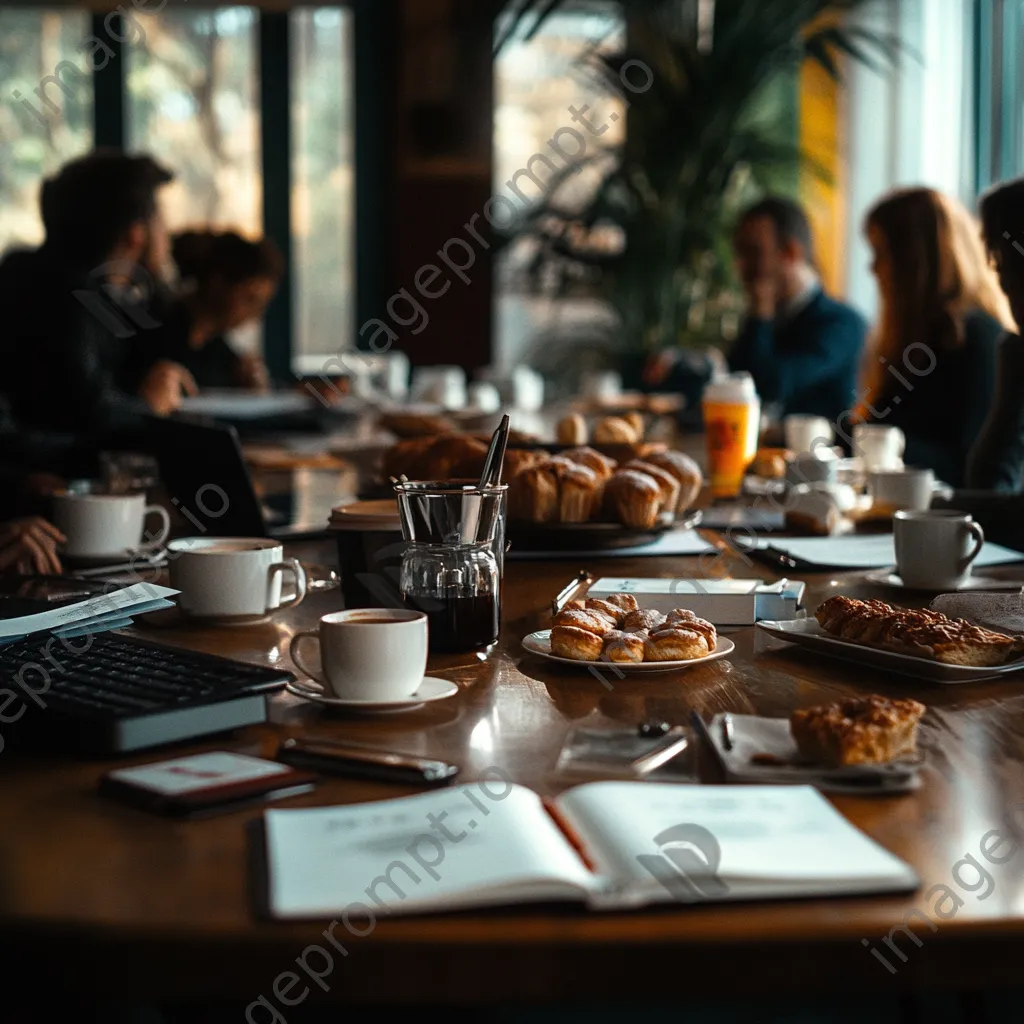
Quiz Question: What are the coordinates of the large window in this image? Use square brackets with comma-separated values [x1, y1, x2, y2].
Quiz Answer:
[977, 0, 1024, 192]
[0, 9, 93, 254]
[493, 3, 625, 372]
[125, 7, 261, 233]
[291, 7, 355, 364]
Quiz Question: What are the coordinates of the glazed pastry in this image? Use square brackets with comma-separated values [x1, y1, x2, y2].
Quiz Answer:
[601, 592, 639, 615]
[644, 626, 709, 661]
[549, 457, 602, 523]
[560, 446, 617, 481]
[622, 460, 682, 517]
[585, 598, 627, 627]
[643, 450, 703, 511]
[501, 448, 543, 480]
[790, 694, 926, 767]
[593, 416, 640, 444]
[603, 469, 663, 529]
[552, 607, 617, 635]
[550, 625, 604, 661]
[556, 413, 588, 446]
[508, 462, 559, 523]
[666, 609, 717, 649]
[622, 411, 645, 440]
[622, 608, 667, 633]
[602, 629, 645, 663]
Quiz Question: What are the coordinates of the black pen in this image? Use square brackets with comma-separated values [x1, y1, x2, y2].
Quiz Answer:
[721, 713, 735, 751]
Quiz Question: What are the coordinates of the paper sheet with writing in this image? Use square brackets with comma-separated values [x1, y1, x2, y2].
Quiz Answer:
[751, 535, 1024, 570]
[0, 583, 179, 641]
[264, 784, 596, 919]
[555, 782, 918, 905]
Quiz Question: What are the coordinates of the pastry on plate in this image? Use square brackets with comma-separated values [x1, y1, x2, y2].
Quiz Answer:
[600, 592, 639, 616]
[790, 694, 926, 767]
[552, 606, 617, 635]
[752, 447, 792, 479]
[642, 450, 703, 511]
[622, 607, 668, 633]
[560, 446, 618, 481]
[644, 626, 709, 662]
[508, 462, 560, 523]
[593, 416, 640, 445]
[621, 460, 681, 517]
[603, 469, 663, 529]
[602, 629, 645, 663]
[665, 609, 717, 648]
[815, 595, 1024, 667]
[621, 411, 645, 441]
[550, 625, 604, 661]
[585, 597, 628, 627]
[556, 413, 588, 446]
[548, 457, 602, 523]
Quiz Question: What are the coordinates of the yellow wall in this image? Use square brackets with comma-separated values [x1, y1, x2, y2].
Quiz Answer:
[799, 54, 846, 298]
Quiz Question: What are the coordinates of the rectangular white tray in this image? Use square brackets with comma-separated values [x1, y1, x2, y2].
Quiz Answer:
[757, 617, 1024, 684]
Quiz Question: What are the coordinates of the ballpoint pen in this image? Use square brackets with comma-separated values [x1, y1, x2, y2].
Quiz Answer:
[721, 712, 735, 751]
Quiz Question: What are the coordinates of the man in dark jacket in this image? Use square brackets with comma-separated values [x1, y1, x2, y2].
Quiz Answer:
[646, 196, 867, 424]
[0, 151, 195, 442]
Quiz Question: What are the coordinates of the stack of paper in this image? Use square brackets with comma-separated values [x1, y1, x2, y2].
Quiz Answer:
[0, 582, 178, 644]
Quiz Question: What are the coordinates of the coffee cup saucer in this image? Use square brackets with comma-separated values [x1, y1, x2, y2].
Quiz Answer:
[285, 676, 459, 713]
[864, 568, 1024, 593]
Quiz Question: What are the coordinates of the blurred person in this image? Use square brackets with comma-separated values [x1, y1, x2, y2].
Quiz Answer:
[857, 187, 1015, 487]
[165, 230, 283, 391]
[0, 150, 196, 439]
[0, 517, 64, 575]
[645, 196, 867, 423]
[966, 177, 1024, 491]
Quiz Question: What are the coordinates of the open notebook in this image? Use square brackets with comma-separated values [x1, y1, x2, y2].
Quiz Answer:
[262, 782, 918, 919]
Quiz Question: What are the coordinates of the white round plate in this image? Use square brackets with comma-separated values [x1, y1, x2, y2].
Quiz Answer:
[285, 676, 458, 712]
[864, 568, 1024, 593]
[521, 632, 735, 672]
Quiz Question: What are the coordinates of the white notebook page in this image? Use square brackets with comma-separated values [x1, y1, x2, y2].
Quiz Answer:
[265, 783, 596, 919]
[556, 783, 917, 904]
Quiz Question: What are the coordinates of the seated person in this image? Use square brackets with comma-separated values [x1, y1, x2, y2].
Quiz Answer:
[0, 517, 64, 575]
[967, 177, 1024, 492]
[164, 230, 283, 391]
[0, 151, 196, 440]
[856, 187, 1014, 487]
[645, 196, 867, 423]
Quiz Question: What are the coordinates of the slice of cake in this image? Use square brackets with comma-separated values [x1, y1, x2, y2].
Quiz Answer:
[790, 695, 926, 767]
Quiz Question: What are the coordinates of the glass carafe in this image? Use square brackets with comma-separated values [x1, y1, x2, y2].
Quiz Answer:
[395, 482, 506, 653]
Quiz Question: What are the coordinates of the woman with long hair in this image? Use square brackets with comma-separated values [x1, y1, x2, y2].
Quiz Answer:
[168, 229, 284, 391]
[857, 187, 1015, 486]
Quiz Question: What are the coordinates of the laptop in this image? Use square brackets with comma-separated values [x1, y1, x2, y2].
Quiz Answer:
[145, 415, 339, 540]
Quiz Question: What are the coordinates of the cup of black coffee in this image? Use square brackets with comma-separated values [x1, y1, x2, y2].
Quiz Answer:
[328, 500, 407, 610]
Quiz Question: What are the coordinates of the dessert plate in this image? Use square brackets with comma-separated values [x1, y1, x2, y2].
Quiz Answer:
[285, 677, 458, 712]
[521, 632, 734, 672]
[757, 618, 1024, 684]
[864, 568, 1023, 593]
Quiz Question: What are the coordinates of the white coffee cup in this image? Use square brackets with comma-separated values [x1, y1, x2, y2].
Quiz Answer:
[411, 366, 467, 410]
[289, 608, 428, 701]
[53, 492, 170, 559]
[784, 414, 834, 454]
[854, 424, 906, 472]
[893, 510, 985, 589]
[580, 370, 623, 402]
[168, 537, 307, 620]
[869, 468, 945, 511]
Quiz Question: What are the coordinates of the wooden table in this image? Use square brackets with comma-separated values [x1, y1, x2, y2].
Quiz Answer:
[3, 537, 1024, 1006]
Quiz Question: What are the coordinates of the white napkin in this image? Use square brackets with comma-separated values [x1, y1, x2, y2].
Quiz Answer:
[703, 714, 922, 795]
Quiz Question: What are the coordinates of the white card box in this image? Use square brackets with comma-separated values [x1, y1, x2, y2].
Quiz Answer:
[586, 577, 806, 625]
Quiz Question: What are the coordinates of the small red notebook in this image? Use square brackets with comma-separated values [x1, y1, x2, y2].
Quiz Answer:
[99, 751, 316, 818]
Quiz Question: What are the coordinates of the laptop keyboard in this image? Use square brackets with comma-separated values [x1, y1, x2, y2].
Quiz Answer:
[0, 633, 287, 720]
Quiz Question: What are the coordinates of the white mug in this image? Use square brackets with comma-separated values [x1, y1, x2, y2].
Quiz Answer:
[580, 370, 623, 402]
[784, 415, 834, 454]
[854, 424, 906, 472]
[411, 366, 467, 410]
[168, 537, 307, 620]
[289, 608, 428, 701]
[869, 468, 950, 512]
[893, 510, 985, 590]
[53, 492, 170, 559]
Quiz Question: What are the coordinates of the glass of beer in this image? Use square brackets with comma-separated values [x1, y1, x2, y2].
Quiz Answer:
[702, 372, 761, 498]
